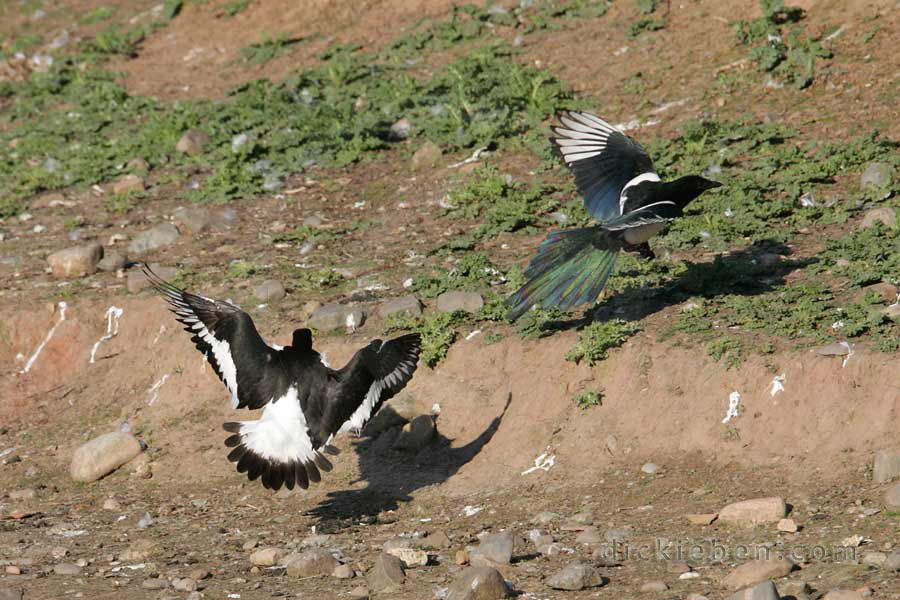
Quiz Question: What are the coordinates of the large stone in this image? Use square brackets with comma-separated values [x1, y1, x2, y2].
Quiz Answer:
[308, 304, 366, 331]
[70, 431, 142, 482]
[718, 498, 787, 526]
[128, 223, 180, 254]
[366, 395, 419, 435]
[97, 249, 127, 272]
[885, 483, 900, 509]
[47, 242, 103, 278]
[253, 279, 286, 302]
[128, 264, 178, 293]
[172, 207, 212, 234]
[53, 563, 82, 575]
[176, 129, 210, 156]
[726, 580, 780, 600]
[822, 591, 864, 600]
[250, 547, 286, 566]
[285, 547, 339, 577]
[860, 162, 894, 191]
[447, 566, 510, 600]
[860, 207, 896, 229]
[419, 530, 452, 550]
[854, 282, 899, 304]
[473, 531, 515, 564]
[111, 174, 145, 195]
[873, 448, 900, 483]
[411, 141, 442, 169]
[376, 295, 423, 319]
[436, 291, 484, 313]
[545, 562, 607, 591]
[392, 415, 435, 453]
[385, 547, 428, 567]
[722, 559, 795, 590]
[120, 539, 158, 561]
[367, 553, 405, 592]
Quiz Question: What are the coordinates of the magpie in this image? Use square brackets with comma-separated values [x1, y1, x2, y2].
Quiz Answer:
[505, 110, 722, 320]
[142, 264, 422, 491]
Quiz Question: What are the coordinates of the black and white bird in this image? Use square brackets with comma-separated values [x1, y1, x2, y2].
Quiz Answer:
[143, 264, 422, 491]
[505, 110, 722, 320]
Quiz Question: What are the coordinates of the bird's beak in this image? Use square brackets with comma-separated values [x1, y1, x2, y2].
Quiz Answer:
[705, 179, 723, 190]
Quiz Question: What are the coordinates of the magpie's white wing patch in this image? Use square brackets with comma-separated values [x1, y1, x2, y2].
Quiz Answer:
[224, 386, 333, 491]
[619, 172, 662, 215]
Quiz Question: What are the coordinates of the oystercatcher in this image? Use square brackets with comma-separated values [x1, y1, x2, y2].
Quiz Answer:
[143, 264, 422, 491]
[506, 110, 722, 320]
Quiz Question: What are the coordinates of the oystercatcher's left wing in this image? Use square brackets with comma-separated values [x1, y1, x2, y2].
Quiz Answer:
[143, 264, 280, 410]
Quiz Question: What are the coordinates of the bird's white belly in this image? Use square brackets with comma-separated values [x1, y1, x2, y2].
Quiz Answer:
[624, 222, 666, 244]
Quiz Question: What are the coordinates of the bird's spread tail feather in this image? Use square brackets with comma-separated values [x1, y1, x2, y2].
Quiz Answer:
[506, 227, 618, 321]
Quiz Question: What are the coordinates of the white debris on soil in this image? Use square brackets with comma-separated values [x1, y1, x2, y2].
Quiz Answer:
[152, 324, 166, 345]
[841, 341, 853, 368]
[90, 306, 124, 363]
[722, 391, 741, 423]
[147, 374, 171, 405]
[465, 330, 481, 340]
[21, 301, 67, 373]
[447, 146, 487, 169]
[462, 505, 483, 517]
[137, 512, 153, 529]
[522, 450, 556, 475]
[770, 374, 786, 397]
[431, 403, 441, 415]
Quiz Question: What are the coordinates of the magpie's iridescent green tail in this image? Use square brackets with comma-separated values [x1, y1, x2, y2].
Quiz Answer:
[505, 227, 619, 321]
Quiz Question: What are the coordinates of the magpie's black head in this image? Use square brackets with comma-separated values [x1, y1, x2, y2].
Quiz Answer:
[667, 175, 722, 206]
[291, 328, 313, 352]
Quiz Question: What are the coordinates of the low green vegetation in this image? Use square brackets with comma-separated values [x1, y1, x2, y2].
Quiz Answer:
[574, 389, 602, 409]
[239, 33, 304, 65]
[565, 319, 641, 366]
[385, 310, 467, 368]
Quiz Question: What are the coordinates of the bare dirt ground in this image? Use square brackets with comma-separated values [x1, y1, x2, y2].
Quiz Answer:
[1, 1, 900, 599]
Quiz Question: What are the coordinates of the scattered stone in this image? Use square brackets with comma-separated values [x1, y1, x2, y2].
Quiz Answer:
[687, 513, 718, 526]
[242, 539, 259, 551]
[128, 263, 177, 293]
[127, 157, 149, 173]
[447, 566, 510, 600]
[641, 462, 659, 474]
[472, 531, 514, 564]
[718, 497, 787, 526]
[331, 563, 353, 579]
[389, 118, 411, 141]
[253, 280, 286, 302]
[641, 580, 669, 592]
[455, 550, 469, 565]
[575, 527, 603, 545]
[367, 553, 405, 592]
[285, 548, 339, 577]
[726, 580, 780, 600]
[172, 207, 212, 234]
[176, 129, 210, 156]
[111, 174, 145, 195]
[531, 511, 559, 525]
[436, 291, 484, 313]
[376, 295, 423, 319]
[885, 549, 900, 571]
[861, 552, 886, 567]
[97, 249, 127, 272]
[546, 562, 606, 591]
[70, 431, 142, 482]
[349, 585, 369, 599]
[860, 162, 894, 191]
[854, 282, 899, 304]
[8, 489, 35, 500]
[47, 242, 103, 278]
[777, 518, 798, 533]
[392, 415, 435, 453]
[120, 539, 158, 561]
[250, 547, 286, 566]
[605, 528, 632, 541]
[781, 581, 811, 597]
[53, 563, 82, 575]
[860, 207, 896, 229]
[386, 547, 428, 567]
[666, 560, 692, 574]
[822, 590, 864, 600]
[884, 483, 900, 509]
[815, 342, 852, 356]
[420, 530, 451, 550]
[128, 223, 180, 254]
[874, 447, 900, 483]
[411, 141, 442, 169]
[5, 566, 21, 575]
[722, 558, 795, 590]
[188, 568, 210, 581]
[308, 303, 366, 331]
[142, 577, 169, 590]
[366, 395, 418, 435]
[172, 577, 197, 592]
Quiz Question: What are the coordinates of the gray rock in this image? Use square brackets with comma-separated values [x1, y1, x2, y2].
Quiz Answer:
[253, 279, 286, 302]
[376, 295, 423, 319]
[303, 215, 323, 228]
[47, 242, 103, 278]
[176, 129, 210, 156]
[0, 589, 23, 600]
[392, 415, 435, 453]
[349, 586, 369, 599]
[821, 591, 864, 600]
[389, 118, 411, 141]
[722, 559, 794, 590]
[546, 562, 607, 590]
[860, 207, 896, 229]
[120, 538, 158, 561]
[250, 547, 286, 566]
[332, 563, 354, 578]
[308, 304, 366, 331]
[385, 547, 428, 567]
[420, 530, 452, 550]
[367, 553, 405, 592]
[172, 207, 212, 234]
[574, 527, 603, 545]
[70, 431, 142, 482]
[141, 578, 169, 590]
[436, 291, 484, 313]
[860, 162, 893, 191]
[128, 264, 178, 293]
[111, 174, 145, 195]
[447, 566, 510, 600]
[411, 141, 442, 169]
[885, 483, 900, 509]
[641, 462, 659, 474]
[366, 396, 419, 435]
[128, 223, 180, 254]
[884, 548, 900, 571]
[726, 580, 780, 600]
[171, 578, 197, 592]
[53, 562, 82, 575]
[97, 249, 127, 272]
[285, 547, 339, 577]
[641, 580, 668, 592]
[862, 551, 886, 567]
[531, 511, 559, 524]
[473, 531, 514, 564]
[874, 447, 900, 483]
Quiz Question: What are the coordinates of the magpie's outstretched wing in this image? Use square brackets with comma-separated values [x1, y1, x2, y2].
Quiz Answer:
[336, 333, 422, 436]
[143, 264, 280, 410]
[551, 111, 656, 223]
[602, 201, 680, 231]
